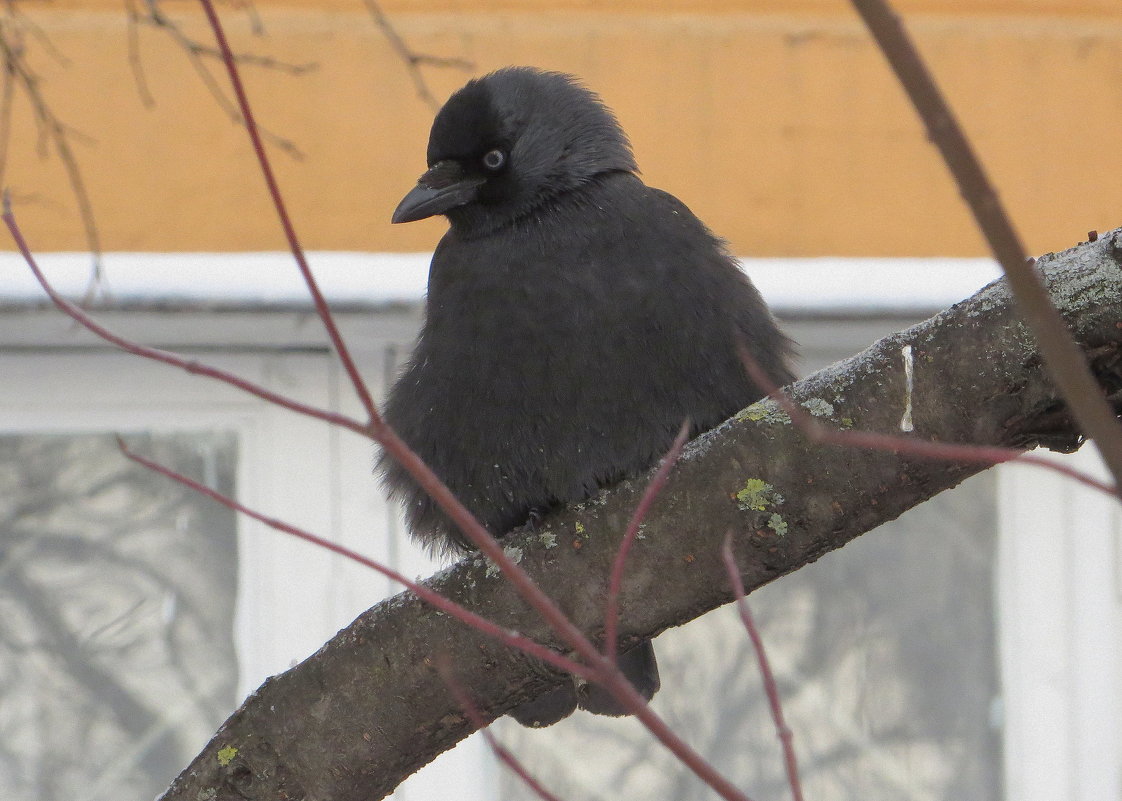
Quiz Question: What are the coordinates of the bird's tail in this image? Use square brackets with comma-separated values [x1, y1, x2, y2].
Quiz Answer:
[578, 640, 660, 716]
[508, 641, 660, 727]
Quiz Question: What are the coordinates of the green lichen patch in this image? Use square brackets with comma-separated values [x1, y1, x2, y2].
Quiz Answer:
[737, 399, 792, 425]
[216, 745, 238, 767]
[736, 479, 785, 512]
[767, 513, 788, 537]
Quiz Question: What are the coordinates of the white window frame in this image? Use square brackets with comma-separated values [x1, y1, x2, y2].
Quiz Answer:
[997, 450, 1122, 801]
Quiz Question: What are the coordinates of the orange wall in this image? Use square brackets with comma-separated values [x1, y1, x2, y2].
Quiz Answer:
[6, 1, 1121, 257]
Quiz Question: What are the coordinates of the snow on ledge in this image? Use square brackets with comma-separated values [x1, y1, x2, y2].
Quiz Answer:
[0, 252, 1002, 315]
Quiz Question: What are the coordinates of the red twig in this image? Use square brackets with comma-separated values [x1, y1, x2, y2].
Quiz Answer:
[117, 435, 591, 681]
[124, 420, 754, 801]
[1, 199, 373, 439]
[721, 533, 805, 801]
[197, 0, 379, 424]
[375, 425, 755, 800]
[435, 656, 566, 801]
[603, 419, 690, 664]
[847, 0, 1122, 492]
[736, 341, 1119, 499]
[380, 413, 752, 801]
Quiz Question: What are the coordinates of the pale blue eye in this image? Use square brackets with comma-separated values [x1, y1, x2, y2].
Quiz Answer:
[482, 149, 506, 171]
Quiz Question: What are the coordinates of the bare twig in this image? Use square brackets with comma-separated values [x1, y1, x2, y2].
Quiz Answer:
[436, 656, 566, 801]
[0, 16, 102, 281]
[361, 0, 472, 112]
[132, 1, 314, 75]
[2, 200, 375, 438]
[721, 533, 805, 801]
[117, 435, 592, 681]
[198, 0, 375, 419]
[367, 427, 757, 801]
[603, 419, 690, 665]
[0, 37, 15, 189]
[123, 0, 156, 107]
[847, 0, 1122, 492]
[3, 0, 69, 66]
[126, 0, 313, 158]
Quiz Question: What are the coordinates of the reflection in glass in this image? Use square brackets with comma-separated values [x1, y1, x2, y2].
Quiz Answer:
[0, 432, 238, 801]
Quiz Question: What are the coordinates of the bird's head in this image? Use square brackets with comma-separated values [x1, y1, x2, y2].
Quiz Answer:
[392, 66, 637, 235]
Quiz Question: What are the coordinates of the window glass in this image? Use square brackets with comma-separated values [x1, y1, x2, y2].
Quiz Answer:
[0, 432, 238, 801]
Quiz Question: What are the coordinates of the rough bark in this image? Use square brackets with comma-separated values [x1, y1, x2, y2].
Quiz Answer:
[161, 230, 1122, 801]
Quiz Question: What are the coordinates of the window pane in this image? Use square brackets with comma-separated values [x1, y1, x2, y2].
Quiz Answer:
[0, 432, 238, 801]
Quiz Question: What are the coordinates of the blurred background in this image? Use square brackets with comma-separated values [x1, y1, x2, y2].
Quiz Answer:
[0, 1, 1119, 800]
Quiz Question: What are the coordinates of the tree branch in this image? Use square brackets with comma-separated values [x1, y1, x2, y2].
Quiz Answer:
[159, 231, 1122, 801]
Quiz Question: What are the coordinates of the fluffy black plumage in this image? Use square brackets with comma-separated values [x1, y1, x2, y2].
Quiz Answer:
[380, 67, 794, 726]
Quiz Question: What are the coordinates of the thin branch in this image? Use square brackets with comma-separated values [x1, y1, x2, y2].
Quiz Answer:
[436, 656, 566, 801]
[127, 0, 312, 159]
[361, 0, 473, 112]
[603, 419, 690, 665]
[374, 430, 756, 801]
[133, 1, 315, 75]
[124, 0, 155, 107]
[117, 435, 592, 681]
[238, 0, 265, 37]
[198, 0, 376, 420]
[0, 38, 15, 189]
[0, 21, 102, 280]
[3, 1, 69, 67]
[721, 533, 805, 801]
[847, 0, 1122, 491]
[1, 201, 373, 439]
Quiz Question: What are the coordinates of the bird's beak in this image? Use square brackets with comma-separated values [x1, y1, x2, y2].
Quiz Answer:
[391, 160, 486, 224]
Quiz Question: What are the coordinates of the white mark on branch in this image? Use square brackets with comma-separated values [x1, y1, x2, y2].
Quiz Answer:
[900, 344, 914, 432]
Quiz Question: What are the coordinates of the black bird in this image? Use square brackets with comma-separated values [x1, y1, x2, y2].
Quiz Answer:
[380, 66, 794, 727]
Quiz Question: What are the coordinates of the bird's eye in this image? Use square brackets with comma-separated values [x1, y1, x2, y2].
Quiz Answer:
[481, 149, 506, 171]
